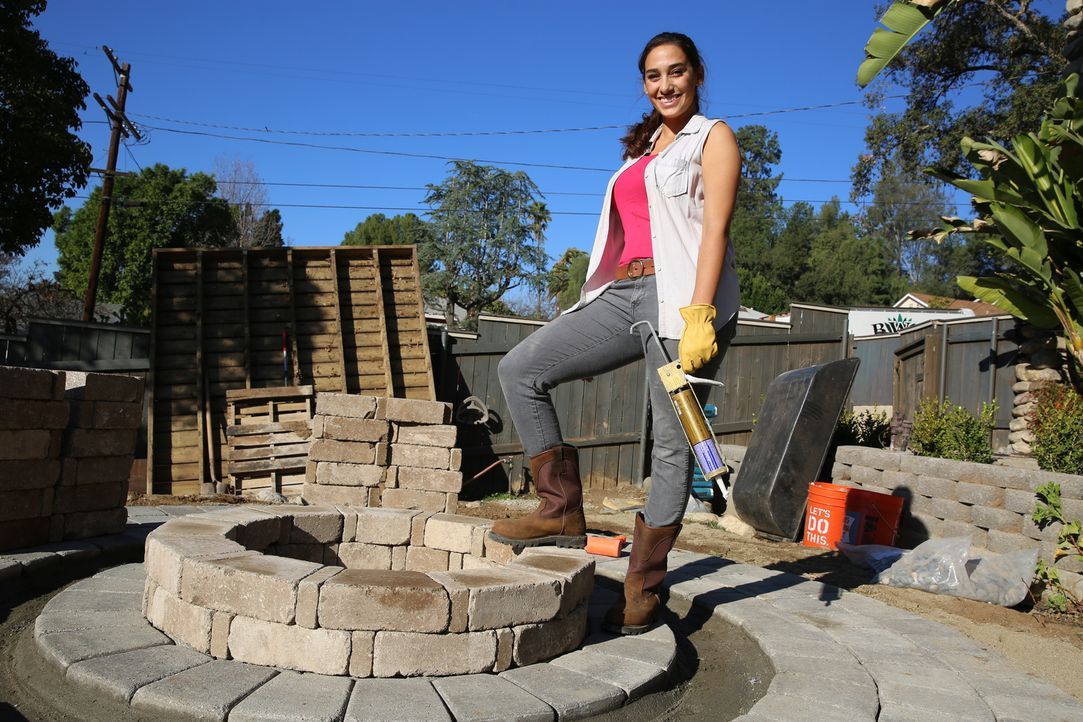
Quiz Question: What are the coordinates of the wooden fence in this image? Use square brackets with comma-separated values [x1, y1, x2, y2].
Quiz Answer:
[147, 246, 434, 495]
[438, 312, 848, 496]
[890, 315, 1018, 449]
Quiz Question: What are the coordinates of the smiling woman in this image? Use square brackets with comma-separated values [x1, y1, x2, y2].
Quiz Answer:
[488, 31, 743, 638]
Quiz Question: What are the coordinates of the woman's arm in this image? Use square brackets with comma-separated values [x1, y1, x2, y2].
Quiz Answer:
[690, 122, 741, 305]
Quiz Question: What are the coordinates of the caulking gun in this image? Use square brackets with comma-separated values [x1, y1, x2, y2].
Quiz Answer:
[630, 321, 730, 500]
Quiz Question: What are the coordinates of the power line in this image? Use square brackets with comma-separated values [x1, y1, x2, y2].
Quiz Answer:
[139, 124, 617, 172]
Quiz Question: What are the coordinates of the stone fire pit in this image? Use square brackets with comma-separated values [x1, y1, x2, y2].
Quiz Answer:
[142, 506, 593, 677]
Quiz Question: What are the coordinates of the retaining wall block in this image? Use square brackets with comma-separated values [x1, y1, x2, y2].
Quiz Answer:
[388, 444, 452, 471]
[512, 603, 589, 667]
[393, 423, 457, 448]
[146, 585, 213, 653]
[296, 565, 345, 629]
[353, 507, 416, 545]
[0, 366, 64, 400]
[372, 630, 496, 677]
[954, 481, 1004, 507]
[381, 488, 448, 513]
[405, 546, 451, 573]
[337, 542, 392, 570]
[322, 417, 390, 443]
[425, 513, 488, 554]
[315, 394, 378, 420]
[349, 631, 376, 677]
[443, 567, 562, 631]
[395, 467, 463, 494]
[228, 615, 350, 676]
[301, 483, 367, 507]
[513, 549, 595, 616]
[314, 462, 384, 487]
[969, 505, 1023, 534]
[309, 440, 376, 465]
[317, 569, 450, 632]
[180, 554, 322, 624]
[375, 397, 452, 425]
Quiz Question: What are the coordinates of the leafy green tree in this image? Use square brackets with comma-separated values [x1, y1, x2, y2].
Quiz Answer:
[342, 212, 434, 247]
[248, 208, 284, 248]
[854, 0, 1066, 196]
[424, 161, 550, 327]
[796, 201, 903, 307]
[0, 0, 92, 254]
[53, 164, 234, 326]
[862, 161, 953, 283]
[547, 248, 589, 311]
[731, 125, 783, 283]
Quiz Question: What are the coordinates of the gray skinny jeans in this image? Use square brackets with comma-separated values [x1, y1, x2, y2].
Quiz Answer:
[498, 275, 736, 527]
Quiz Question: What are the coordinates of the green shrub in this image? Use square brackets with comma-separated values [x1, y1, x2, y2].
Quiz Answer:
[1031, 385, 1083, 475]
[836, 409, 891, 448]
[908, 398, 996, 464]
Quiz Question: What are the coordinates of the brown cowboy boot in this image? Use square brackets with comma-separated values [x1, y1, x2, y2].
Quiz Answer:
[603, 512, 681, 635]
[488, 445, 587, 550]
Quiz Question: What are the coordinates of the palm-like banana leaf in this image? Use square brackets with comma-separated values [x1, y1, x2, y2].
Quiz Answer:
[857, 0, 957, 88]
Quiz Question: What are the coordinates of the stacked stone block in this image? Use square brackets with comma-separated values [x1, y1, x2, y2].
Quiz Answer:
[143, 506, 593, 677]
[1008, 326, 1069, 456]
[832, 445, 1083, 599]
[55, 371, 142, 540]
[0, 366, 142, 551]
[0, 366, 68, 550]
[304, 393, 461, 514]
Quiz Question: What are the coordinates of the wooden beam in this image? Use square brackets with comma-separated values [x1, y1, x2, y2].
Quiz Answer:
[372, 249, 395, 397]
[195, 251, 206, 488]
[146, 251, 159, 494]
[407, 245, 437, 401]
[330, 248, 349, 393]
[243, 249, 252, 388]
[285, 249, 300, 385]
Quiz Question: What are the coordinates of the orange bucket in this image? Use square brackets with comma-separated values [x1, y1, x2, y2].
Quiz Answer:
[851, 488, 903, 546]
[803, 482, 863, 549]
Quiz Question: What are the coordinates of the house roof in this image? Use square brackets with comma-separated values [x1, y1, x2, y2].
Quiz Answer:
[894, 292, 1003, 316]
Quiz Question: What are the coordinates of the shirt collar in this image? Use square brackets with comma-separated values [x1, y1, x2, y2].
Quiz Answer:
[649, 114, 708, 145]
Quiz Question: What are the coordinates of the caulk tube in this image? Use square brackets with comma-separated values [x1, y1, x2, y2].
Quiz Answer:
[657, 361, 727, 482]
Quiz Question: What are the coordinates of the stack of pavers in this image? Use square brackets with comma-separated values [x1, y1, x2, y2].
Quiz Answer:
[303, 393, 461, 513]
[56, 371, 143, 540]
[0, 366, 143, 551]
[0, 366, 69, 549]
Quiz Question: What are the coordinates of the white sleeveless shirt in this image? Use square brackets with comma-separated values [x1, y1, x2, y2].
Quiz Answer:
[567, 114, 740, 339]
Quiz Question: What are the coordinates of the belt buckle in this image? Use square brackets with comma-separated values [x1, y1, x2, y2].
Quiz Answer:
[627, 259, 645, 279]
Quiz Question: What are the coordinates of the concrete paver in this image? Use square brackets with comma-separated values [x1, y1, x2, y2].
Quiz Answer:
[66, 645, 210, 702]
[130, 659, 277, 721]
[18, 504, 1083, 722]
[344, 678, 452, 722]
[229, 670, 354, 722]
[500, 663, 626, 720]
[36, 622, 171, 670]
[550, 649, 666, 701]
[432, 673, 554, 722]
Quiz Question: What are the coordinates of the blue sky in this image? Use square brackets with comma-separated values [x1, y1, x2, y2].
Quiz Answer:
[28, 1, 1065, 298]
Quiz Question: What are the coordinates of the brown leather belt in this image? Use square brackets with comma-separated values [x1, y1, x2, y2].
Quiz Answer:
[615, 258, 656, 280]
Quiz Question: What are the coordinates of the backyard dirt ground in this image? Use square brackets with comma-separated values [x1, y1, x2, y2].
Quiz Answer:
[463, 487, 1083, 703]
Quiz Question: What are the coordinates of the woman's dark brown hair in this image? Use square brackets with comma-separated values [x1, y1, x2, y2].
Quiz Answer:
[620, 32, 706, 159]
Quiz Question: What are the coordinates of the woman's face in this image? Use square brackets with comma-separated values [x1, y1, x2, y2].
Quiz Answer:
[642, 44, 700, 123]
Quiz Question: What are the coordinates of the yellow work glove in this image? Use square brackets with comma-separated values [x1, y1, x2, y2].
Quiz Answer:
[678, 304, 718, 373]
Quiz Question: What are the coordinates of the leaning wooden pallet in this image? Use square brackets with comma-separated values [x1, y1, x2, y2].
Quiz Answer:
[225, 386, 314, 497]
[147, 246, 435, 495]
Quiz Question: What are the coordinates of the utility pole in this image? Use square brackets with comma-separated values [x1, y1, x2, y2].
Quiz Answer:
[83, 46, 142, 322]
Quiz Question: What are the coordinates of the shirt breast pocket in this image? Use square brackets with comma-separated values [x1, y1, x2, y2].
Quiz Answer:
[655, 158, 689, 197]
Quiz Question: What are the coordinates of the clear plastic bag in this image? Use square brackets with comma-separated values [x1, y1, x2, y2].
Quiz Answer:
[836, 542, 905, 574]
[872, 536, 1038, 607]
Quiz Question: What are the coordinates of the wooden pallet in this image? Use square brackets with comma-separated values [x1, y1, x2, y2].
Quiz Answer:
[147, 245, 435, 494]
[225, 386, 314, 496]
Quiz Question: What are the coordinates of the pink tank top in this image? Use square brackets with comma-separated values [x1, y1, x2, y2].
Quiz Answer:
[614, 154, 656, 266]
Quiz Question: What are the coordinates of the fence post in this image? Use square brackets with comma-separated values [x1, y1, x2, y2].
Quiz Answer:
[938, 322, 948, 403]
